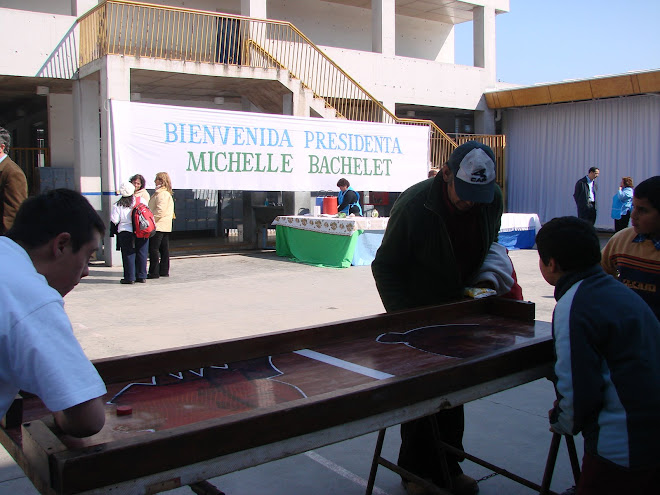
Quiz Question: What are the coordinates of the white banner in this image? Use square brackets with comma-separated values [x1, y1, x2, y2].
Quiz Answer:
[110, 100, 430, 192]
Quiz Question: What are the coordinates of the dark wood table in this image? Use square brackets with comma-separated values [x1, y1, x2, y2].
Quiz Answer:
[0, 298, 553, 494]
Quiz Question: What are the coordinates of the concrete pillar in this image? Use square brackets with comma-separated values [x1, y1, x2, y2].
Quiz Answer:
[241, 95, 258, 246]
[48, 93, 75, 168]
[283, 85, 310, 118]
[371, 0, 395, 56]
[241, 0, 267, 18]
[242, 193, 257, 247]
[73, 78, 102, 210]
[72, 78, 103, 268]
[474, 109, 496, 135]
[241, 0, 268, 59]
[294, 94, 311, 118]
[282, 191, 309, 216]
[71, 0, 99, 17]
[474, 96, 496, 135]
[99, 57, 131, 266]
[282, 93, 293, 116]
[473, 5, 496, 80]
[282, 92, 310, 215]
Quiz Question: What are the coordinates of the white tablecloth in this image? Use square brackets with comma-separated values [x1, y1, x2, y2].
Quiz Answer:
[274, 215, 389, 266]
[273, 216, 389, 236]
[498, 213, 541, 250]
[500, 213, 542, 233]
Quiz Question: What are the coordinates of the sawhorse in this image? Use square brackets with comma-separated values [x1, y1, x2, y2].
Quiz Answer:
[366, 425, 580, 495]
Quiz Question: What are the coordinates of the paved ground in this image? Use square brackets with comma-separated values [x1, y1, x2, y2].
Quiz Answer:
[0, 244, 592, 495]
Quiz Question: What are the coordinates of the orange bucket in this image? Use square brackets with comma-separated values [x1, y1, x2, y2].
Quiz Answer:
[322, 196, 338, 215]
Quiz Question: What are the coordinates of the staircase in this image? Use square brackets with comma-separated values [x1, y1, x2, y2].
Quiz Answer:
[78, 0, 459, 167]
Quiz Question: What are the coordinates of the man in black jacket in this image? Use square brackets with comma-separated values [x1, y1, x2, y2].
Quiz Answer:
[372, 141, 503, 495]
[573, 167, 599, 225]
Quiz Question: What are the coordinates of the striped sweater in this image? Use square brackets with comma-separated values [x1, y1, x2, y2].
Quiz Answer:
[601, 227, 660, 320]
[550, 266, 660, 469]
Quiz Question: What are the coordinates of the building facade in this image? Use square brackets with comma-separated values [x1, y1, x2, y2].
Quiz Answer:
[1, 0, 509, 263]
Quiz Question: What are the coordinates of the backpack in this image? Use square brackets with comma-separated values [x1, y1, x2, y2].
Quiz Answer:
[132, 198, 156, 238]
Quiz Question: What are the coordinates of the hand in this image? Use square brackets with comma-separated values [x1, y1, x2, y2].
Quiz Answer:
[474, 280, 496, 290]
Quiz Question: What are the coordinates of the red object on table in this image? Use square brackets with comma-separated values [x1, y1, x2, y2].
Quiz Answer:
[322, 196, 338, 215]
[116, 405, 133, 416]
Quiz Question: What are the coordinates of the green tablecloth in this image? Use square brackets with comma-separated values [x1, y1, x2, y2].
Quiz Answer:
[276, 225, 361, 268]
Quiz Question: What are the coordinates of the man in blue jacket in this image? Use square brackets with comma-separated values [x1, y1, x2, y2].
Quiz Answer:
[536, 216, 660, 494]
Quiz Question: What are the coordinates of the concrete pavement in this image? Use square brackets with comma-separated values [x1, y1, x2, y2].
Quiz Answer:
[0, 247, 583, 495]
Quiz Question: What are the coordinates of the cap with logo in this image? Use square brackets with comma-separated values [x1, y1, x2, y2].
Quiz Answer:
[447, 141, 496, 203]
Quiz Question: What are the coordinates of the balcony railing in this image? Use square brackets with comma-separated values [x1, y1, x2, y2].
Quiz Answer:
[78, 0, 458, 167]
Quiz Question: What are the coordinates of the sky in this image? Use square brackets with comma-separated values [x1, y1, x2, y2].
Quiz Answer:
[455, 0, 660, 86]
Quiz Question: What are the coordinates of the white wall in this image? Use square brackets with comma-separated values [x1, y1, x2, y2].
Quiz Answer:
[504, 94, 660, 229]
[0, 0, 71, 15]
[0, 8, 77, 77]
[268, 0, 453, 61]
[320, 46, 490, 110]
[396, 15, 454, 63]
[145, 0, 241, 15]
[48, 93, 75, 167]
[138, 97, 244, 112]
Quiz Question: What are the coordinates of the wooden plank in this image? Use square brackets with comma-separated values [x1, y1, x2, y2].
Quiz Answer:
[483, 92, 499, 109]
[21, 419, 67, 495]
[548, 81, 593, 103]
[58, 366, 554, 495]
[52, 331, 553, 493]
[590, 75, 635, 99]
[92, 298, 502, 383]
[1, 299, 552, 494]
[511, 86, 551, 107]
[486, 297, 535, 321]
[484, 70, 660, 108]
[637, 71, 660, 93]
[497, 91, 515, 108]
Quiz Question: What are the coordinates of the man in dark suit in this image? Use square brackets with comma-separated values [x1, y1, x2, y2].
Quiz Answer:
[573, 167, 599, 225]
[0, 126, 28, 234]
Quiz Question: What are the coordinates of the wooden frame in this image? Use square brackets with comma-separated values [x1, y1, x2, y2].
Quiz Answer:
[0, 298, 553, 494]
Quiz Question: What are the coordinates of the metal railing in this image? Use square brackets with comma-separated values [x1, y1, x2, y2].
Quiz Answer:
[78, 0, 458, 166]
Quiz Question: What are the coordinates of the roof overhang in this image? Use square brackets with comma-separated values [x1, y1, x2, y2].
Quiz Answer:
[322, 0, 509, 24]
[485, 70, 660, 109]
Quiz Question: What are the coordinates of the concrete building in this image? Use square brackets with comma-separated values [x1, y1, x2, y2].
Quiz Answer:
[1, 0, 509, 264]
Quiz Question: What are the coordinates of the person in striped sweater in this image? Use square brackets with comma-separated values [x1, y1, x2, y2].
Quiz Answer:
[601, 176, 660, 320]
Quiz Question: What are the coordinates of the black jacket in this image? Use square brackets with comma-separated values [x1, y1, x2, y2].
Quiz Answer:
[573, 176, 595, 218]
[372, 177, 503, 312]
